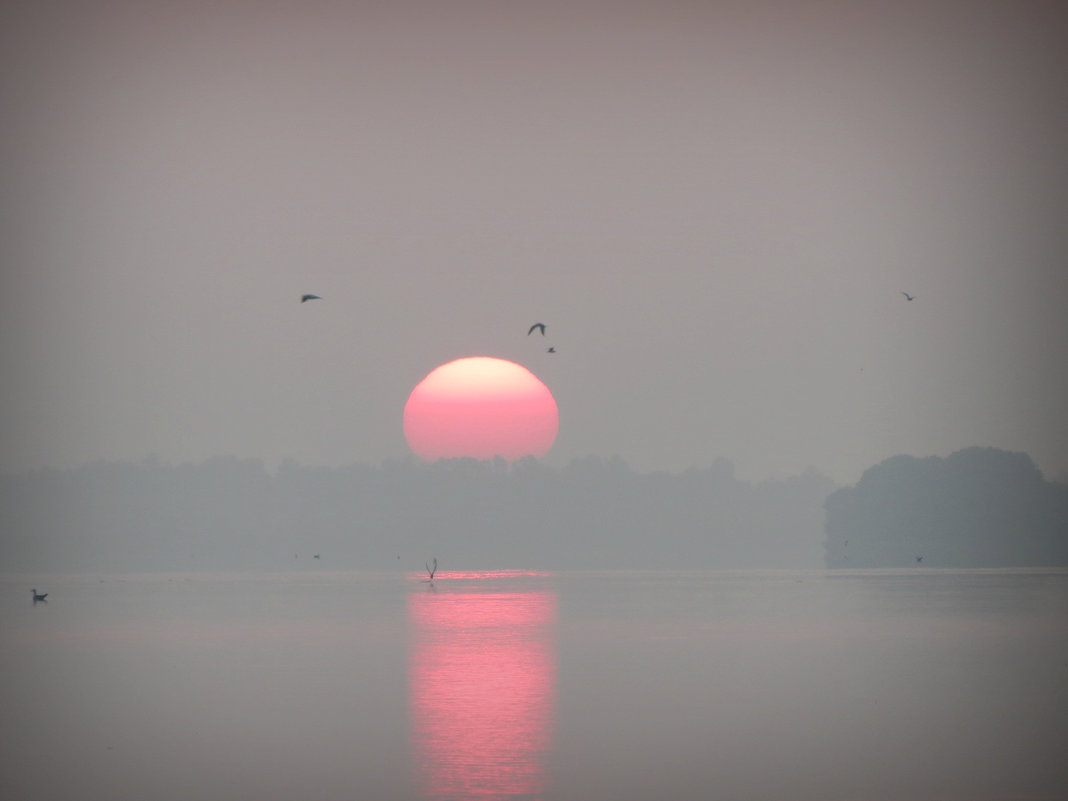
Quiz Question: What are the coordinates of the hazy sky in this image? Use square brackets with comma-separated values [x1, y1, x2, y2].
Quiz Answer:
[2, 0, 1066, 484]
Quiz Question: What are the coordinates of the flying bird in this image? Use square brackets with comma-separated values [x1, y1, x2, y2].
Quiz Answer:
[527, 323, 546, 336]
[301, 294, 321, 303]
[901, 292, 915, 301]
[915, 555, 923, 564]
[313, 554, 320, 560]
[547, 347, 556, 353]
[32, 588, 47, 603]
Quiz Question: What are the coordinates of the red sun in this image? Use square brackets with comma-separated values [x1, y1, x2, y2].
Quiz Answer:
[404, 357, 558, 462]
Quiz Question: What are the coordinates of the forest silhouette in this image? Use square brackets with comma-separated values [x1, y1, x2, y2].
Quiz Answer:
[3, 447, 1065, 572]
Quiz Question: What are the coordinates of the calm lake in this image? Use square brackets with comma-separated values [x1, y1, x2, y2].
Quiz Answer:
[3, 568, 1067, 800]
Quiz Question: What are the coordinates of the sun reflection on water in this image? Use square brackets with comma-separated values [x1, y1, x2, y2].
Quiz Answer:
[408, 574, 557, 800]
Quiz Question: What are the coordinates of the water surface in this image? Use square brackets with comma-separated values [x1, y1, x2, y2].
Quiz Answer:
[3, 569, 1066, 800]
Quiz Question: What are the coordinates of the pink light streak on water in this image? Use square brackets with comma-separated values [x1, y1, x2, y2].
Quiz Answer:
[408, 585, 557, 799]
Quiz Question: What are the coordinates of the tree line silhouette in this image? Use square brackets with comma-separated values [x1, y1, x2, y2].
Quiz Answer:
[0, 455, 833, 572]
[825, 447, 1068, 568]
[4, 446, 1064, 572]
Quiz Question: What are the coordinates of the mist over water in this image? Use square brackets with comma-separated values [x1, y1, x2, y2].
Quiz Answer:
[3, 568, 1066, 800]
[554, 570, 1068, 800]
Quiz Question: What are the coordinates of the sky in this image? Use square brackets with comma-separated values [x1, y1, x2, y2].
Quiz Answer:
[2, 0, 1066, 485]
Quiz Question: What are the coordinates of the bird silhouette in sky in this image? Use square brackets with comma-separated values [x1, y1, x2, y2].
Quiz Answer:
[915, 555, 923, 564]
[901, 292, 915, 301]
[528, 323, 546, 336]
[32, 589, 48, 603]
[547, 347, 556, 353]
[301, 294, 321, 303]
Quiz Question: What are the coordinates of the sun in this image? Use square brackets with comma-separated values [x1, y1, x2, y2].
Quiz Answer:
[403, 357, 558, 462]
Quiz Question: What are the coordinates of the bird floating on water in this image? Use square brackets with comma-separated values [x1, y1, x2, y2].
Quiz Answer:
[32, 589, 48, 603]
[301, 294, 321, 303]
[527, 323, 546, 336]
[901, 292, 915, 301]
